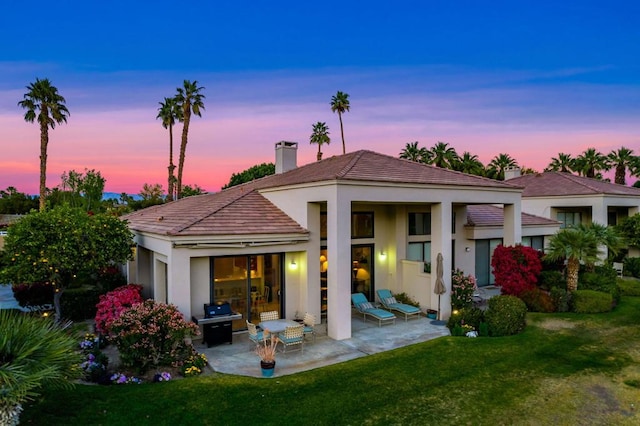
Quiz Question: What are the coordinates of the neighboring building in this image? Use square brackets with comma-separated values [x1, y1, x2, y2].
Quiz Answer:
[124, 144, 548, 341]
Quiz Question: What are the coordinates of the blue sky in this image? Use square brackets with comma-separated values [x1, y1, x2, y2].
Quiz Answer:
[1, 1, 639, 192]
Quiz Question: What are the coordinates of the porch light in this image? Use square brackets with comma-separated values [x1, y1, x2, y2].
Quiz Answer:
[290, 260, 298, 269]
[379, 250, 387, 260]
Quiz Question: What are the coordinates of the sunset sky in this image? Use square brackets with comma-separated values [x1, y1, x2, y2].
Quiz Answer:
[1, 1, 639, 194]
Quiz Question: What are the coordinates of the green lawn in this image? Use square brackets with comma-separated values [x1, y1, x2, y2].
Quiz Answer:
[23, 296, 640, 425]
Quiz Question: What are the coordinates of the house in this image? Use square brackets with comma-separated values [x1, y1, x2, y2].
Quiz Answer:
[506, 170, 640, 257]
[124, 143, 557, 340]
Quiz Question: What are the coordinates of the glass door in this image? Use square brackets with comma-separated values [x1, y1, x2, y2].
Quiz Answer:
[351, 245, 374, 302]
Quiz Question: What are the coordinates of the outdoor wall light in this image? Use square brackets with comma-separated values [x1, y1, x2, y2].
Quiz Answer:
[290, 260, 297, 269]
[379, 250, 387, 259]
[465, 247, 471, 252]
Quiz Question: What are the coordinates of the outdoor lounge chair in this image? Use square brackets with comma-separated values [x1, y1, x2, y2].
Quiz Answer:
[351, 293, 396, 327]
[376, 289, 422, 321]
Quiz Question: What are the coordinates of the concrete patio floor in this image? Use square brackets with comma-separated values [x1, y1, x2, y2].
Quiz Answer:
[195, 314, 450, 378]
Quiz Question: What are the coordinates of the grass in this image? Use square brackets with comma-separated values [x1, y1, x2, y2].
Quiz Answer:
[23, 295, 640, 425]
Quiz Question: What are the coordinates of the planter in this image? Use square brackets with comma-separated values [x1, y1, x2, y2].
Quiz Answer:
[426, 309, 438, 320]
[260, 360, 276, 377]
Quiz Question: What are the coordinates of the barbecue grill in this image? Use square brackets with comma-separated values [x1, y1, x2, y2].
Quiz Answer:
[192, 302, 242, 347]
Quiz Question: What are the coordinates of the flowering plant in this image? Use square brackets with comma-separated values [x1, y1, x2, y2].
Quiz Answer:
[178, 352, 208, 377]
[94, 284, 143, 336]
[153, 372, 172, 382]
[79, 333, 100, 351]
[110, 373, 142, 385]
[451, 269, 477, 309]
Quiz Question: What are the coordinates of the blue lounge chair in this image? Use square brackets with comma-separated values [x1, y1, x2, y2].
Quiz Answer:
[376, 289, 422, 321]
[351, 293, 396, 326]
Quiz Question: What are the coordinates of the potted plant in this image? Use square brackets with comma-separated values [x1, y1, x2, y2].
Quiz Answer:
[255, 332, 279, 377]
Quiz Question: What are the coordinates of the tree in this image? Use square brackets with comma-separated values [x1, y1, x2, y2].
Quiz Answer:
[544, 227, 600, 292]
[174, 80, 205, 199]
[181, 184, 205, 197]
[0, 206, 134, 322]
[330, 91, 350, 154]
[453, 151, 485, 176]
[487, 153, 518, 180]
[157, 97, 183, 201]
[616, 214, 640, 248]
[546, 152, 575, 173]
[575, 223, 624, 262]
[60, 169, 105, 213]
[427, 142, 459, 169]
[0, 310, 82, 424]
[18, 78, 70, 211]
[607, 147, 638, 185]
[399, 141, 430, 163]
[309, 121, 331, 161]
[574, 148, 609, 179]
[222, 163, 276, 189]
[0, 187, 38, 214]
[138, 183, 165, 207]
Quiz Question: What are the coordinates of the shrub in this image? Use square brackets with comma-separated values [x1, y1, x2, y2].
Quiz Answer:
[450, 269, 477, 309]
[579, 265, 620, 304]
[618, 279, 640, 296]
[393, 292, 420, 308]
[550, 287, 570, 313]
[11, 282, 54, 308]
[110, 300, 200, 374]
[61, 287, 101, 321]
[623, 257, 640, 278]
[484, 295, 527, 337]
[179, 353, 208, 377]
[491, 245, 542, 297]
[571, 290, 613, 313]
[96, 266, 127, 292]
[446, 306, 485, 334]
[94, 284, 143, 336]
[519, 288, 556, 312]
[538, 270, 566, 291]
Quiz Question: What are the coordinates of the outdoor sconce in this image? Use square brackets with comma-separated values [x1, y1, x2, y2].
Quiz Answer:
[465, 247, 471, 252]
[290, 260, 297, 269]
[379, 250, 387, 260]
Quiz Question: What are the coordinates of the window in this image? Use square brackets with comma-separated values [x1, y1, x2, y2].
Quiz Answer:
[557, 211, 581, 229]
[521, 236, 544, 251]
[351, 212, 374, 238]
[475, 238, 502, 287]
[409, 213, 431, 235]
[407, 242, 431, 263]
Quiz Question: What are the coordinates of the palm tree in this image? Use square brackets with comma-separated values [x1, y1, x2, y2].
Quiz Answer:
[545, 227, 600, 292]
[399, 141, 431, 163]
[18, 78, 69, 211]
[427, 142, 459, 169]
[157, 97, 183, 201]
[453, 151, 485, 176]
[309, 122, 330, 161]
[487, 153, 518, 180]
[546, 153, 575, 173]
[574, 148, 609, 179]
[607, 147, 637, 185]
[575, 223, 624, 263]
[174, 80, 205, 199]
[330, 91, 350, 154]
[0, 310, 82, 424]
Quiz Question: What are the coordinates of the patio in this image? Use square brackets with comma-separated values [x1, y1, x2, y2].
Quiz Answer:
[196, 314, 450, 378]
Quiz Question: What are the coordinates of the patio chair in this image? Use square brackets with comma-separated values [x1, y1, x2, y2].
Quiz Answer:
[278, 324, 304, 353]
[255, 286, 269, 312]
[246, 320, 264, 349]
[260, 310, 279, 322]
[302, 312, 316, 343]
[351, 293, 396, 327]
[376, 289, 422, 321]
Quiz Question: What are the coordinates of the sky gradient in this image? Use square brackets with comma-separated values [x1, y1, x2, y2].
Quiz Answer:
[1, 1, 639, 194]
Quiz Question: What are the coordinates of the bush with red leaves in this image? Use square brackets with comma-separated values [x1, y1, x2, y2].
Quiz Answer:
[491, 245, 542, 297]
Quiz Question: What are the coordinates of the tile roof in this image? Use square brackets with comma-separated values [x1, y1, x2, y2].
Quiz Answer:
[125, 150, 521, 237]
[507, 172, 640, 197]
[466, 205, 560, 227]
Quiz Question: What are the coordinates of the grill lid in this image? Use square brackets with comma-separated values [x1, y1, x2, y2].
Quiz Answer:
[204, 302, 232, 318]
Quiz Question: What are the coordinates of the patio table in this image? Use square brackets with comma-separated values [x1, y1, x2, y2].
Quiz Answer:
[259, 319, 300, 334]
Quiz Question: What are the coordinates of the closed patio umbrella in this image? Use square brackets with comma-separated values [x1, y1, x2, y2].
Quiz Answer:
[434, 252, 446, 320]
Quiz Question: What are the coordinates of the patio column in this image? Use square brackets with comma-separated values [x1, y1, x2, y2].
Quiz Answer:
[326, 189, 352, 340]
[503, 203, 522, 246]
[431, 202, 452, 320]
[168, 249, 192, 319]
[304, 203, 322, 322]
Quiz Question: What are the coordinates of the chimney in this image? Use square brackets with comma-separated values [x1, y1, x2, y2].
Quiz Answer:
[275, 141, 298, 174]
[504, 166, 521, 180]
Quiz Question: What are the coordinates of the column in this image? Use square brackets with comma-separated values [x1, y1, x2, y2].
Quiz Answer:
[431, 202, 452, 320]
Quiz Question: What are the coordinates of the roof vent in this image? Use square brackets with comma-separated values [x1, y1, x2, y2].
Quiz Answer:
[275, 141, 298, 174]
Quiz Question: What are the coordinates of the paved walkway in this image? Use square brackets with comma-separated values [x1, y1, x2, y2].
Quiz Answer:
[195, 315, 450, 378]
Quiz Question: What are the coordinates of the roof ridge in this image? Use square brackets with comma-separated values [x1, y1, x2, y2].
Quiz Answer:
[556, 172, 607, 193]
[335, 150, 366, 178]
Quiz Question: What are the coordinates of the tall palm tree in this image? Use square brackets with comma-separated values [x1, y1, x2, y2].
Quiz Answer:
[546, 153, 575, 173]
[574, 148, 608, 179]
[575, 223, 624, 263]
[18, 78, 69, 211]
[607, 147, 637, 185]
[453, 151, 485, 176]
[310, 122, 330, 161]
[330, 91, 350, 154]
[399, 141, 430, 163]
[544, 227, 600, 292]
[427, 141, 459, 169]
[487, 153, 518, 180]
[157, 97, 183, 201]
[174, 80, 205, 199]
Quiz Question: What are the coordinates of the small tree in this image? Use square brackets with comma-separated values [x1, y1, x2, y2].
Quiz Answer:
[491, 245, 542, 296]
[545, 228, 600, 292]
[0, 206, 134, 322]
[222, 163, 276, 189]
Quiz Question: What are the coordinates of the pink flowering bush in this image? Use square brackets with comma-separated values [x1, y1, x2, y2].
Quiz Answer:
[110, 300, 200, 374]
[451, 269, 477, 309]
[94, 284, 144, 336]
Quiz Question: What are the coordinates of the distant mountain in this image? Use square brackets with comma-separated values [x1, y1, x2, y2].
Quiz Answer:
[102, 192, 142, 201]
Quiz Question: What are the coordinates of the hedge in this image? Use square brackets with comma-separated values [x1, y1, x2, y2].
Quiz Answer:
[571, 290, 613, 313]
